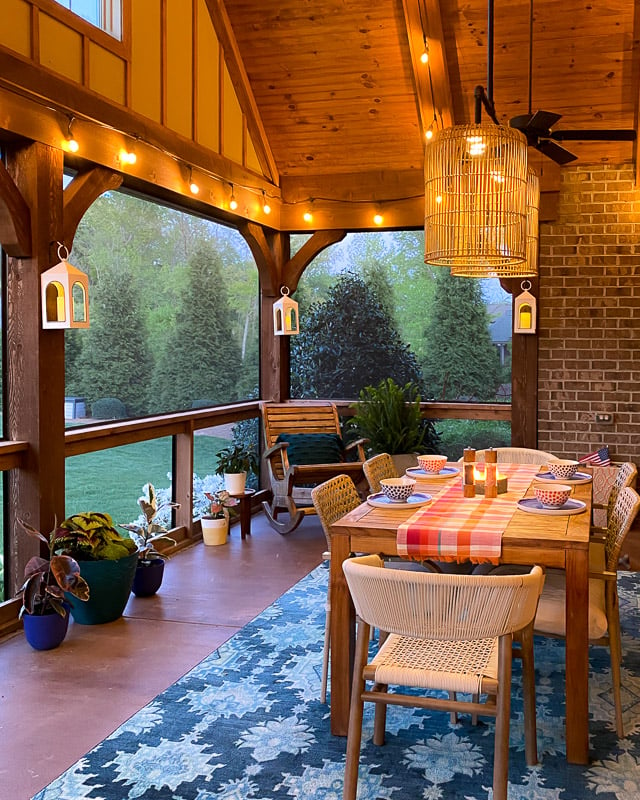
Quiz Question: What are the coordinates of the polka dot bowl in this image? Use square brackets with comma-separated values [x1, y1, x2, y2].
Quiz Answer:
[380, 477, 417, 502]
[547, 459, 580, 480]
[533, 483, 572, 509]
[417, 454, 448, 474]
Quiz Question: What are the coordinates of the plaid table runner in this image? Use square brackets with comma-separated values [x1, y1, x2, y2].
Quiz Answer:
[397, 463, 540, 564]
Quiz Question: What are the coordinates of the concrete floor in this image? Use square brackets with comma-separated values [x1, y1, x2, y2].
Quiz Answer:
[0, 512, 326, 800]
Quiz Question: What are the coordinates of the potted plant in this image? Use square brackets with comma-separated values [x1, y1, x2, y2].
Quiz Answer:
[54, 512, 139, 624]
[17, 518, 90, 650]
[349, 378, 442, 473]
[214, 443, 259, 495]
[201, 490, 239, 546]
[119, 483, 179, 597]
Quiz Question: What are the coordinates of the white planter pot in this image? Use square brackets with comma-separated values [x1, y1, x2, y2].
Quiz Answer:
[201, 516, 228, 546]
[223, 471, 247, 495]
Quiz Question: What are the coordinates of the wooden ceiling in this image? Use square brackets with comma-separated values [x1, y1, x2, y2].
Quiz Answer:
[222, 0, 639, 205]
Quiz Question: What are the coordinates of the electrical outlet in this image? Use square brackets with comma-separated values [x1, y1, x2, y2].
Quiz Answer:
[595, 412, 614, 424]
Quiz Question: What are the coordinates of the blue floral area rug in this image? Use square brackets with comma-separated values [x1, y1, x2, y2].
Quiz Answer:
[33, 568, 640, 800]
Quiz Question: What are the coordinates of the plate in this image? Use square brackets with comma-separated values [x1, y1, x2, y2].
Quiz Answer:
[534, 471, 593, 485]
[367, 492, 432, 509]
[517, 498, 587, 516]
[406, 466, 460, 480]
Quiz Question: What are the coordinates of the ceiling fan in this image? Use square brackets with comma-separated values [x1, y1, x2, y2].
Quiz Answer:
[508, 0, 636, 164]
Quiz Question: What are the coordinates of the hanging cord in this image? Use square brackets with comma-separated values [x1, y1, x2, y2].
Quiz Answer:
[473, 0, 499, 124]
[528, 0, 534, 115]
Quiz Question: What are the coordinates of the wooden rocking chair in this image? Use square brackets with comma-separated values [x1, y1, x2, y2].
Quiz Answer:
[260, 401, 368, 534]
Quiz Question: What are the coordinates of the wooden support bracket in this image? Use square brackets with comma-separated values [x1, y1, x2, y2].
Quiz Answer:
[0, 159, 32, 257]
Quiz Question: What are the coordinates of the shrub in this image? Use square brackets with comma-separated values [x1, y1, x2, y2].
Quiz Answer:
[91, 397, 127, 420]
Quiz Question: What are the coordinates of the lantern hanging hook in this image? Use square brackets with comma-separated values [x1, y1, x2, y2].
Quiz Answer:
[56, 241, 70, 261]
[520, 279, 532, 291]
[280, 285, 291, 297]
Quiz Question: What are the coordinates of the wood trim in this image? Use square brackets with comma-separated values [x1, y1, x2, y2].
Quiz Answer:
[238, 221, 279, 294]
[82, 33, 90, 88]
[173, 425, 195, 531]
[30, 1, 40, 62]
[0, 441, 29, 471]
[334, 400, 511, 422]
[0, 160, 32, 257]
[205, 0, 279, 184]
[191, 0, 198, 142]
[283, 230, 346, 292]
[160, 0, 167, 127]
[63, 165, 123, 249]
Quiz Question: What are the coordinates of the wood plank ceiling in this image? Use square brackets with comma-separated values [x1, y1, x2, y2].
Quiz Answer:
[221, 0, 639, 207]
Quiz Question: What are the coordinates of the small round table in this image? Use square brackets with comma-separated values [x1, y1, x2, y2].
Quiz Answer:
[229, 488, 255, 539]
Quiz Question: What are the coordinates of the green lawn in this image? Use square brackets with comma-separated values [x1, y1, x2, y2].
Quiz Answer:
[65, 434, 230, 525]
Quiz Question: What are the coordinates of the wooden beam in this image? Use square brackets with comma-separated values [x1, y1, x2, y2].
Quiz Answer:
[0, 159, 32, 257]
[238, 221, 279, 294]
[206, 0, 280, 185]
[283, 230, 346, 292]
[63, 166, 123, 249]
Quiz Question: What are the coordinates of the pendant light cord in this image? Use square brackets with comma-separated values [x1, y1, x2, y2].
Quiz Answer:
[474, 0, 499, 124]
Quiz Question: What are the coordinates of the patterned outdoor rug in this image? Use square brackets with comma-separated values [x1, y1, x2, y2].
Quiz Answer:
[33, 567, 640, 800]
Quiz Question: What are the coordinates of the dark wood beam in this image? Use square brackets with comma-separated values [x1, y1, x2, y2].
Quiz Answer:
[284, 230, 346, 291]
[238, 221, 279, 294]
[0, 159, 32, 257]
[63, 166, 123, 249]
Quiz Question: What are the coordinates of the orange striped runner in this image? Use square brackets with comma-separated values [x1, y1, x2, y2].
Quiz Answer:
[397, 463, 540, 564]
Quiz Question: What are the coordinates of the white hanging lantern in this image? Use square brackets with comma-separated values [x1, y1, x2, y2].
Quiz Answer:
[514, 279, 537, 334]
[41, 243, 90, 329]
[273, 286, 299, 336]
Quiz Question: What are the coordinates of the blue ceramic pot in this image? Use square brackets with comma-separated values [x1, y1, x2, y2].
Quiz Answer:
[131, 558, 165, 597]
[65, 551, 138, 624]
[23, 609, 70, 650]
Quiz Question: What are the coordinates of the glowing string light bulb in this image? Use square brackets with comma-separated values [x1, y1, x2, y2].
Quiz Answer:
[229, 184, 238, 211]
[420, 36, 429, 64]
[373, 212, 384, 226]
[64, 116, 79, 153]
[262, 190, 271, 215]
[188, 167, 199, 195]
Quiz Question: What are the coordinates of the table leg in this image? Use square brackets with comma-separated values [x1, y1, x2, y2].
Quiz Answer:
[565, 545, 590, 764]
[238, 495, 251, 539]
[329, 532, 355, 736]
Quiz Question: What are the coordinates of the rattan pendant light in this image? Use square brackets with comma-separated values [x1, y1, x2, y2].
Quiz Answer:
[424, 0, 532, 277]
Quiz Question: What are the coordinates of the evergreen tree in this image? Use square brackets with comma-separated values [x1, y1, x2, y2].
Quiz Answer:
[290, 272, 423, 399]
[422, 269, 501, 401]
[150, 242, 241, 411]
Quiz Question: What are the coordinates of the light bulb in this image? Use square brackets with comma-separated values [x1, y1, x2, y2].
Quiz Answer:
[190, 181, 200, 194]
[373, 213, 383, 226]
[263, 200, 271, 215]
[425, 128, 433, 140]
[120, 148, 136, 165]
[230, 195, 238, 211]
[421, 49, 429, 64]
[67, 137, 79, 153]
[303, 211, 313, 223]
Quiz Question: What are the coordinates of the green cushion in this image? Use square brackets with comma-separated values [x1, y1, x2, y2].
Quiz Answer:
[276, 433, 345, 465]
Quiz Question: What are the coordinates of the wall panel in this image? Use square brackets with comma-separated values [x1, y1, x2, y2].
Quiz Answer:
[166, 0, 193, 138]
[1, 0, 31, 57]
[130, 0, 161, 122]
[89, 44, 125, 105]
[39, 14, 83, 82]
[222, 63, 243, 165]
[195, 0, 220, 152]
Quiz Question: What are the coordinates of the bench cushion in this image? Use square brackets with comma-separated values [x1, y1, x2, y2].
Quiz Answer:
[276, 432, 345, 465]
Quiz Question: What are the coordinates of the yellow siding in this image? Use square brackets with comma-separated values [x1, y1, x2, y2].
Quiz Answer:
[1, 0, 31, 57]
[89, 44, 125, 105]
[195, 0, 220, 152]
[165, 0, 193, 138]
[40, 14, 83, 83]
[246, 134, 261, 174]
[222, 64, 243, 165]
[130, 0, 162, 122]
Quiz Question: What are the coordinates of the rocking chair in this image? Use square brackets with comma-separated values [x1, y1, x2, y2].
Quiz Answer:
[260, 401, 367, 534]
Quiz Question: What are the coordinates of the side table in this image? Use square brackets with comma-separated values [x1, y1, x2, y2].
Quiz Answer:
[229, 488, 255, 539]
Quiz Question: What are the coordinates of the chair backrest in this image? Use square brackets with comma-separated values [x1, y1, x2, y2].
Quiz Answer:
[469, 447, 559, 465]
[606, 462, 638, 521]
[311, 474, 362, 552]
[604, 486, 640, 570]
[261, 402, 342, 450]
[343, 554, 544, 641]
[363, 453, 396, 494]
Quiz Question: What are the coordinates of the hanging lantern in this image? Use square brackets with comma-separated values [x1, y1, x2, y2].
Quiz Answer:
[514, 279, 537, 334]
[273, 286, 299, 336]
[425, 122, 529, 277]
[41, 243, 89, 329]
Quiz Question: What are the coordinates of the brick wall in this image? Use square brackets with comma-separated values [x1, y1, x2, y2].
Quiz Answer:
[537, 164, 640, 464]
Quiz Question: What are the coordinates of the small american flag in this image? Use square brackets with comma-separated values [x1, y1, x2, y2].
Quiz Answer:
[579, 446, 611, 467]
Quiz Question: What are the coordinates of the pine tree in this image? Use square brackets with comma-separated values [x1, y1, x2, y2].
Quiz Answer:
[422, 269, 501, 401]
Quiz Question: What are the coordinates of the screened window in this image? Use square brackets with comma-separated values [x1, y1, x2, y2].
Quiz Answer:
[52, 0, 122, 39]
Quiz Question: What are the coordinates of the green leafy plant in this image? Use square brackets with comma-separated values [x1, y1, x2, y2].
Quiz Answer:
[349, 377, 441, 456]
[55, 512, 138, 561]
[214, 443, 259, 475]
[17, 519, 90, 617]
[119, 483, 179, 564]
[204, 490, 239, 520]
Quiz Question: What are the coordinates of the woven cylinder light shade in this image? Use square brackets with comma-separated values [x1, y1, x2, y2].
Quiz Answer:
[424, 122, 529, 277]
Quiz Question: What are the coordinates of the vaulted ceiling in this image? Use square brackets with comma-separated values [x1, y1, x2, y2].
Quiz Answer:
[222, 0, 639, 207]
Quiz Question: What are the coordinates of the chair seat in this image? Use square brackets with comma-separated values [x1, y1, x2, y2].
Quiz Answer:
[370, 632, 499, 693]
[534, 568, 607, 639]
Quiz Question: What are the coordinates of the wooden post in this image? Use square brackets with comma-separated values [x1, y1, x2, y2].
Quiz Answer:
[5, 142, 65, 596]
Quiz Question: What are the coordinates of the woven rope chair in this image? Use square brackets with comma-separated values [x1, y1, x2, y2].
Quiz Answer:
[311, 474, 363, 704]
[591, 461, 637, 531]
[535, 486, 640, 737]
[342, 555, 544, 800]
[457, 447, 559, 464]
[363, 453, 396, 494]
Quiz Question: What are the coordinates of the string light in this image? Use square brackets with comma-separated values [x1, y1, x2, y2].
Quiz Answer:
[373, 212, 384, 226]
[262, 190, 271, 215]
[119, 146, 136, 165]
[421, 36, 429, 64]
[64, 115, 79, 153]
[303, 210, 313, 223]
[229, 184, 238, 211]
[188, 166, 199, 195]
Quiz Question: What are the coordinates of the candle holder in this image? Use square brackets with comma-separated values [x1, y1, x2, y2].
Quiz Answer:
[473, 468, 508, 495]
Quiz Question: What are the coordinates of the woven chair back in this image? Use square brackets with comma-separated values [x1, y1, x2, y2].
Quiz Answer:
[471, 447, 559, 464]
[606, 462, 638, 520]
[343, 555, 544, 642]
[363, 453, 396, 494]
[604, 486, 640, 570]
[311, 474, 362, 553]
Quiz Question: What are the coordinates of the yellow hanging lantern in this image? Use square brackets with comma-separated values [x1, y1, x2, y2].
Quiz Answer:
[273, 286, 299, 336]
[41, 243, 90, 329]
[514, 280, 537, 334]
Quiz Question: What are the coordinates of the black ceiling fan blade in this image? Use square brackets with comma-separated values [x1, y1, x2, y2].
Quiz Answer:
[527, 109, 562, 133]
[551, 129, 637, 142]
[536, 139, 578, 165]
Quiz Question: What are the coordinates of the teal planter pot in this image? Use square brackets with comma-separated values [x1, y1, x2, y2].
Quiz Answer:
[66, 551, 138, 624]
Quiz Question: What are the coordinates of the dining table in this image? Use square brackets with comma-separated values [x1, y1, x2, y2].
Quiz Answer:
[329, 461, 593, 765]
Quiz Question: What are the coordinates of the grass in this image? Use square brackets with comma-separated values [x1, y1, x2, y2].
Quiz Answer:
[436, 419, 511, 460]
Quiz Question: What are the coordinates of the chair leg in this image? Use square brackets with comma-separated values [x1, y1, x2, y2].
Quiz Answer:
[373, 684, 388, 745]
[321, 586, 331, 704]
[519, 623, 538, 766]
[344, 623, 371, 800]
[607, 587, 625, 737]
[493, 635, 513, 800]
